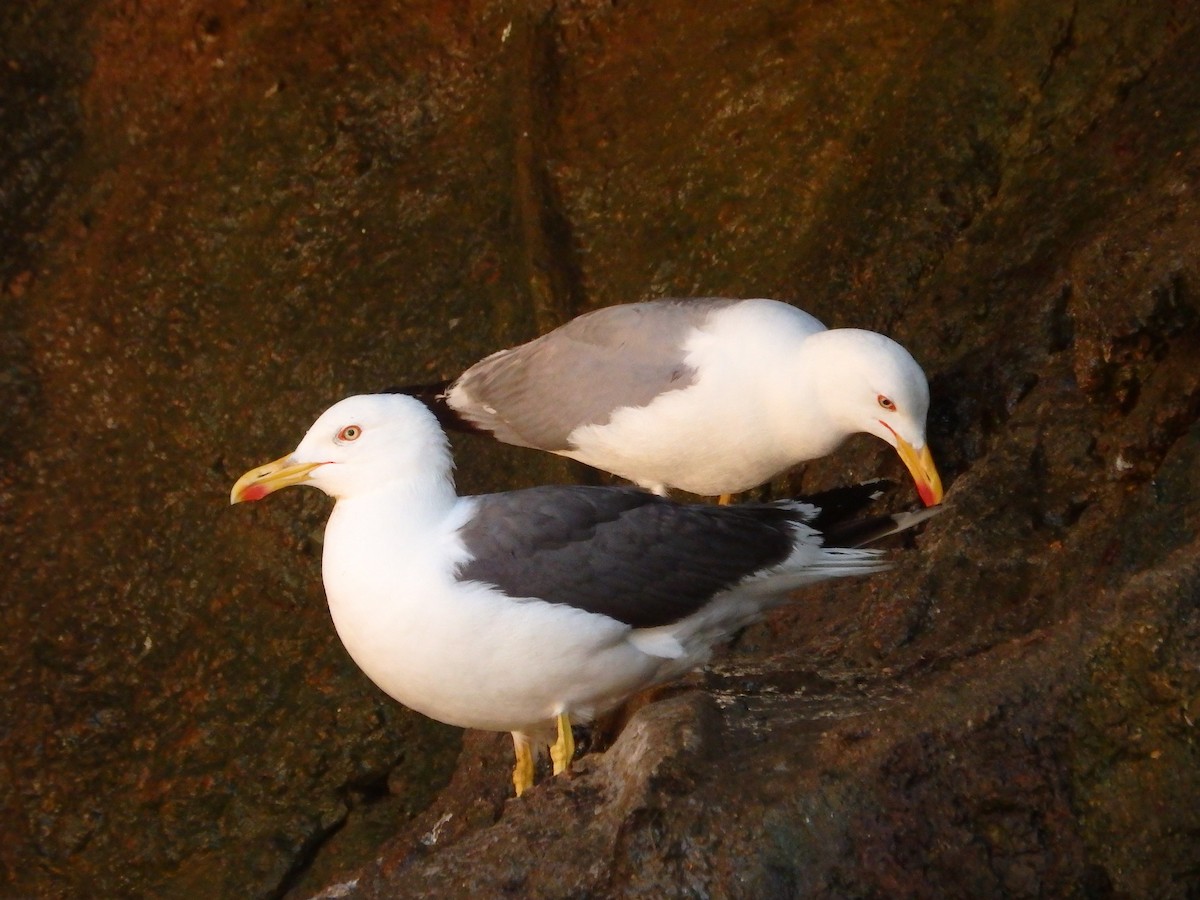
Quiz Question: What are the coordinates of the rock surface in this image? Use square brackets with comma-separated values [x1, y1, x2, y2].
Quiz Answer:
[2, 1, 1199, 897]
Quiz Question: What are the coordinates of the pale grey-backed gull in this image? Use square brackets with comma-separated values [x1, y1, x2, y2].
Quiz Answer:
[402, 298, 943, 505]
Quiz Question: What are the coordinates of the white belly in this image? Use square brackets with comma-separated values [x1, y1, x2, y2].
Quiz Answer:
[329, 578, 663, 734]
[563, 384, 806, 495]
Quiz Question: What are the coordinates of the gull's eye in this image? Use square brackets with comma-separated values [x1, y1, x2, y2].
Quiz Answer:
[877, 395, 896, 411]
[336, 424, 362, 443]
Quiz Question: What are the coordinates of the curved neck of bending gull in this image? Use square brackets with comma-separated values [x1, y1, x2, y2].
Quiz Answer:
[755, 333, 857, 458]
[685, 300, 842, 454]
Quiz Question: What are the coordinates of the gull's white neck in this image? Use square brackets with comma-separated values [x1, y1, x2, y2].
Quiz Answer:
[323, 473, 460, 597]
[315, 405, 464, 636]
[319, 475, 470, 683]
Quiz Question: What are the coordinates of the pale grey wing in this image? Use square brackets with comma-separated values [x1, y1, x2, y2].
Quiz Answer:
[446, 298, 737, 451]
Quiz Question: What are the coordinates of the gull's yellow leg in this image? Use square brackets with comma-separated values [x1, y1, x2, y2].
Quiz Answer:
[549, 712, 575, 776]
[511, 732, 535, 797]
[717, 493, 733, 505]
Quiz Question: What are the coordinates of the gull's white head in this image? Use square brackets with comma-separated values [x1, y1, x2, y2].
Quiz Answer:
[230, 394, 453, 504]
[809, 329, 943, 506]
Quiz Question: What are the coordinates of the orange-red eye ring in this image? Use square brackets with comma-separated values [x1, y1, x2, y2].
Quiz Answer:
[337, 424, 362, 443]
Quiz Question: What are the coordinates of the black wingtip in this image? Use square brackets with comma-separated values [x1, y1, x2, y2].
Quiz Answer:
[823, 504, 943, 548]
[799, 479, 896, 530]
[380, 381, 486, 435]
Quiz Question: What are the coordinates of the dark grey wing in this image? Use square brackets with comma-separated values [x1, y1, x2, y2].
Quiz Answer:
[447, 299, 736, 450]
[455, 485, 803, 628]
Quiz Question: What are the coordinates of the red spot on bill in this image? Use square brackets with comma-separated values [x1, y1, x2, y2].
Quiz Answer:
[916, 482, 938, 507]
[240, 483, 269, 502]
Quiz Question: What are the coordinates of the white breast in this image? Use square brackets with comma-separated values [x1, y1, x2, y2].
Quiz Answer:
[320, 493, 663, 735]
